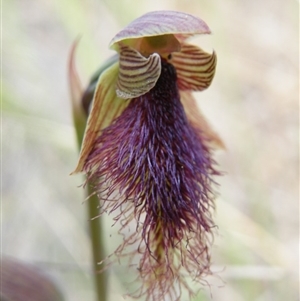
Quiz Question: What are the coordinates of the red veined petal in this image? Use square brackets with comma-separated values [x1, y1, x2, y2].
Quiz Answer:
[172, 43, 217, 91]
[116, 44, 161, 99]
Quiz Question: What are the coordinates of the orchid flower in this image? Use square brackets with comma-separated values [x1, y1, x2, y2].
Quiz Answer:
[71, 10, 223, 301]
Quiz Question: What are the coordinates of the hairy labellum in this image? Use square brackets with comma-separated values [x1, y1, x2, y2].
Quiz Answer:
[84, 60, 219, 300]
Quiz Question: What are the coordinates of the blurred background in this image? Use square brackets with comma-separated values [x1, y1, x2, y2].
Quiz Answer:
[2, 0, 299, 300]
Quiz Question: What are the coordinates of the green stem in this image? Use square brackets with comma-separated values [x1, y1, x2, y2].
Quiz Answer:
[73, 110, 107, 301]
[86, 185, 107, 301]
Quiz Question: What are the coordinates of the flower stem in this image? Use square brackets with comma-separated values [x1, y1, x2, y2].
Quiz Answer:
[86, 185, 108, 301]
[72, 100, 108, 301]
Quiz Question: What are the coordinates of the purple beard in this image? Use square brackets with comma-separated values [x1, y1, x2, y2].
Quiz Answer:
[84, 59, 218, 299]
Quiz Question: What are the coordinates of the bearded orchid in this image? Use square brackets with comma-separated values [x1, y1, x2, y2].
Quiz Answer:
[70, 10, 223, 301]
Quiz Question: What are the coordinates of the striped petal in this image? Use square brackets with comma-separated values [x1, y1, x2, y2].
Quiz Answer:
[73, 62, 129, 173]
[172, 43, 217, 91]
[116, 44, 161, 99]
[180, 91, 225, 149]
[109, 10, 211, 50]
